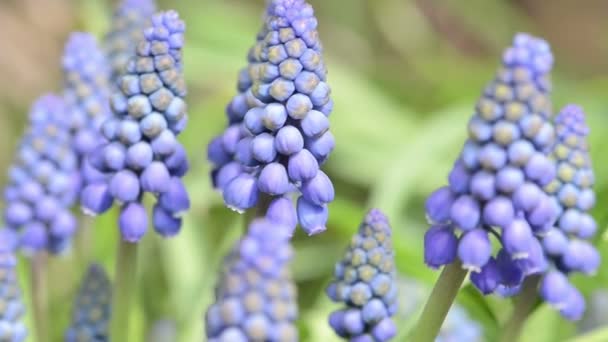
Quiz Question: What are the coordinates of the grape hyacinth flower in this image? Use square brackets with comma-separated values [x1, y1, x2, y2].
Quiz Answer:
[423, 33, 557, 294]
[65, 264, 112, 342]
[0, 231, 27, 341]
[104, 0, 157, 84]
[326, 209, 398, 341]
[81, 10, 189, 242]
[205, 219, 297, 341]
[213, 0, 335, 236]
[3, 95, 78, 254]
[62, 33, 112, 189]
[538, 105, 599, 320]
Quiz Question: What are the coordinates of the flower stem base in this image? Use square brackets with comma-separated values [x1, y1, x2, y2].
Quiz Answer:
[110, 239, 139, 342]
[499, 275, 540, 342]
[30, 252, 49, 342]
[409, 261, 468, 342]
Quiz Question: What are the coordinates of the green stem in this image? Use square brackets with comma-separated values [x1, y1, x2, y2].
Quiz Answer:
[30, 253, 49, 342]
[569, 326, 608, 342]
[499, 275, 541, 342]
[110, 239, 139, 342]
[76, 215, 94, 270]
[409, 261, 468, 342]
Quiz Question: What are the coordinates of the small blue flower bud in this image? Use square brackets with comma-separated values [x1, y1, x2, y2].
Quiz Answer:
[81, 183, 113, 216]
[258, 163, 290, 196]
[109, 170, 141, 203]
[140, 161, 171, 194]
[301, 110, 329, 137]
[126, 141, 154, 170]
[425, 186, 455, 224]
[275, 125, 304, 155]
[158, 177, 190, 215]
[224, 174, 259, 213]
[251, 133, 277, 163]
[296, 196, 327, 235]
[423, 225, 457, 269]
[471, 257, 500, 294]
[287, 149, 319, 181]
[482, 196, 514, 228]
[301, 171, 334, 205]
[458, 229, 491, 272]
[450, 195, 480, 231]
[119, 203, 148, 242]
[153, 203, 182, 237]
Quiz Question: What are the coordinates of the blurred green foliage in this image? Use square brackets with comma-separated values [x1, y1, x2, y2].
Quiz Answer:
[1, 0, 608, 341]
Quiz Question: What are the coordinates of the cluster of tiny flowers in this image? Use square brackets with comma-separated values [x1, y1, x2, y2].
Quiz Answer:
[81, 11, 190, 242]
[538, 105, 599, 320]
[62, 32, 112, 190]
[326, 209, 398, 341]
[104, 0, 157, 84]
[0, 232, 27, 341]
[205, 219, 297, 342]
[210, 0, 335, 236]
[424, 34, 559, 293]
[65, 264, 112, 342]
[3, 95, 78, 254]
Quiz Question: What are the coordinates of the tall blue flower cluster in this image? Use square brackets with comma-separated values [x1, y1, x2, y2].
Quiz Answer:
[81, 10, 190, 242]
[538, 105, 599, 320]
[424, 34, 559, 293]
[65, 264, 112, 342]
[205, 219, 297, 342]
[209, 0, 335, 236]
[326, 209, 398, 341]
[62, 32, 112, 191]
[0, 232, 27, 341]
[3, 95, 78, 254]
[104, 0, 157, 84]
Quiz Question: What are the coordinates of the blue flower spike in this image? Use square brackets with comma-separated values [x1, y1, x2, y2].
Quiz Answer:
[4, 95, 79, 254]
[205, 218, 298, 342]
[423, 33, 559, 295]
[538, 105, 599, 320]
[209, 0, 335, 235]
[327, 209, 398, 341]
[65, 264, 112, 342]
[81, 10, 189, 242]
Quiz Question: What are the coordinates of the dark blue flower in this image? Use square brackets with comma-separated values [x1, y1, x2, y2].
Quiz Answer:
[65, 264, 111, 342]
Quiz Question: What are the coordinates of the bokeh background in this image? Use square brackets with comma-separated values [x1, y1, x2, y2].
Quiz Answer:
[1, 0, 608, 341]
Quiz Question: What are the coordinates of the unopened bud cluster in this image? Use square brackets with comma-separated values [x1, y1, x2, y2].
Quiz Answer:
[208, 0, 335, 236]
[424, 34, 559, 294]
[205, 219, 298, 342]
[65, 264, 112, 342]
[81, 10, 190, 242]
[327, 209, 398, 341]
[538, 105, 599, 320]
[3, 95, 78, 253]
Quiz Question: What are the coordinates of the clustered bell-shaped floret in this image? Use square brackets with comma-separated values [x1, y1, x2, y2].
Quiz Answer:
[326, 209, 398, 341]
[205, 219, 298, 342]
[62, 32, 112, 189]
[424, 33, 559, 293]
[0, 232, 27, 341]
[65, 264, 112, 342]
[537, 105, 599, 320]
[212, 0, 335, 236]
[81, 11, 190, 242]
[104, 0, 157, 84]
[3, 95, 78, 254]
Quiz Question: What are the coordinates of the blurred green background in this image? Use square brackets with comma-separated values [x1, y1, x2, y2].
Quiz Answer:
[1, 0, 608, 341]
